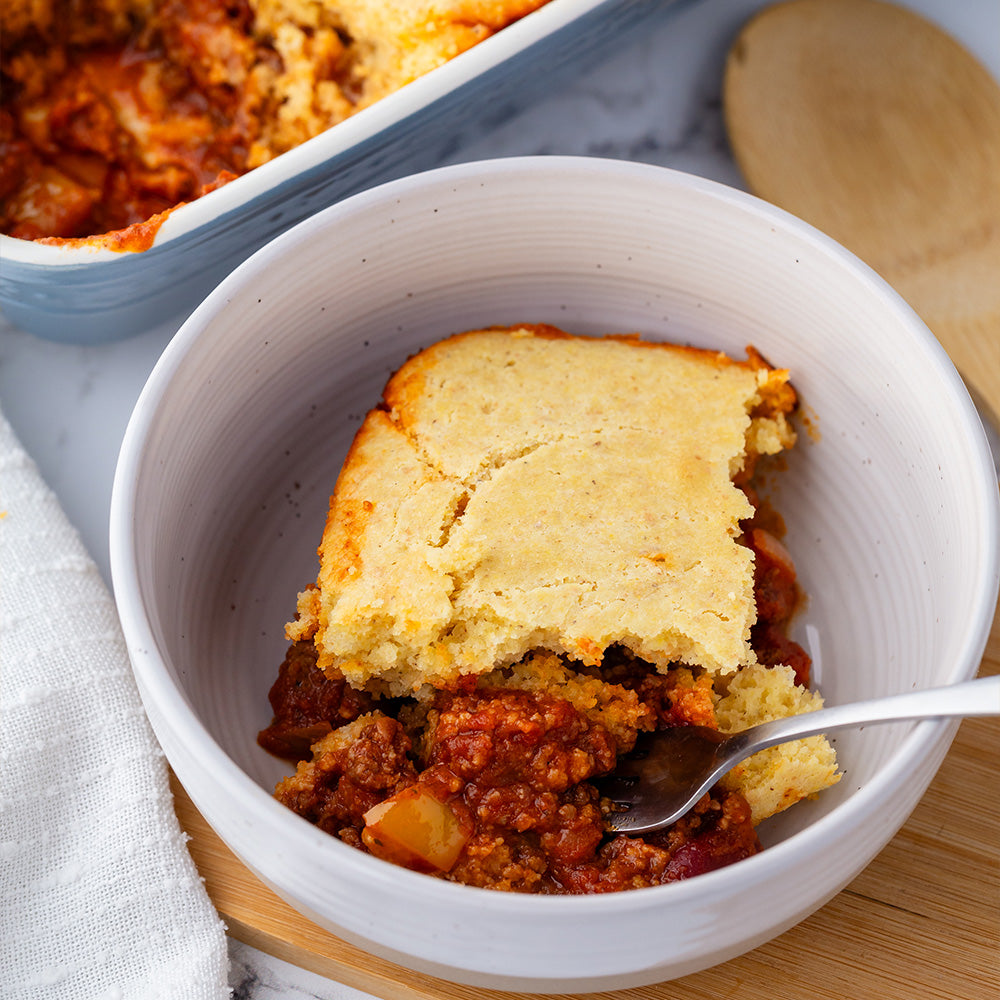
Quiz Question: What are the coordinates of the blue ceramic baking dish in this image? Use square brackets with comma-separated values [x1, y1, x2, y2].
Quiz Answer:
[0, 0, 691, 344]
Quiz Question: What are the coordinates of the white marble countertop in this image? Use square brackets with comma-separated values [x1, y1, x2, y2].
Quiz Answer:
[2, 1, 997, 997]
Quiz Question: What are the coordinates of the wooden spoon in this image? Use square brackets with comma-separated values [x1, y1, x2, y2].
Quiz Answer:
[723, 0, 1000, 427]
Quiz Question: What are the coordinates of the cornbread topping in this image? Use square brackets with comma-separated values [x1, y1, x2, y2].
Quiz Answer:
[290, 326, 798, 692]
[259, 325, 839, 892]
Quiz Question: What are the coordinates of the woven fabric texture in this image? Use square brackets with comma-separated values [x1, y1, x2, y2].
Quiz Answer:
[0, 408, 228, 1000]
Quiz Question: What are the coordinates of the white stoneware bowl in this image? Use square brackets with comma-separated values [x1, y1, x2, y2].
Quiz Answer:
[110, 157, 999, 992]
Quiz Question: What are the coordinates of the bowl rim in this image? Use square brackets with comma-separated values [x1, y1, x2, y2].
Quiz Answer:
[110, 155, 1000, 920]
[0, 0, 654, 268]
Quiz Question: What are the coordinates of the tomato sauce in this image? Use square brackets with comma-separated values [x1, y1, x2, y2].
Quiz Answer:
[747, 526, 811, 686]
[1, 1, 256, 244]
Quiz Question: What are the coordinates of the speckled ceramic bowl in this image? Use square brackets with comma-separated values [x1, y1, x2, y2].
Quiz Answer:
[0, 0, 691, 345]
[110, 157, 999, 991]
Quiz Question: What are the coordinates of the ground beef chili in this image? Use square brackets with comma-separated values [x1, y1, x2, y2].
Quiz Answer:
[257, 641, 373, 760]
[258, 518, 811, 894]
[273, 713, 417, 852]
[421, 688, 615, 892]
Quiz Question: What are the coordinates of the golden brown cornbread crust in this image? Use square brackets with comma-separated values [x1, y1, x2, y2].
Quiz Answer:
[288, 324, 799, 696]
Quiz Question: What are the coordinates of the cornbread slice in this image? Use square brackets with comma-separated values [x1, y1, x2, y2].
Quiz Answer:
[289, 325, 797, 695]
[716, 663, 840, 824]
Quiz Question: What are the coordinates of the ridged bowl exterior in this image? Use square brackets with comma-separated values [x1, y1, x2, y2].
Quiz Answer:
[111, 157, 999, 991]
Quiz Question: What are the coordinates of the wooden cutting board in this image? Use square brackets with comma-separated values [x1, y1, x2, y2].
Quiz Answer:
[173, 598, 1000, 1000]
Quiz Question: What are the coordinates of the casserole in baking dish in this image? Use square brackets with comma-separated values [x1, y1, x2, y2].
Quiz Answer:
[0, 0, 690, 342]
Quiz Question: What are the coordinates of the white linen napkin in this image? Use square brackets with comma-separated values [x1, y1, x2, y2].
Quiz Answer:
[0, 407, 229, 1000]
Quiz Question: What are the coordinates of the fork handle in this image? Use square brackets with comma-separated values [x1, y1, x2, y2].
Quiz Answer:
[732, 674, 1000, 755]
